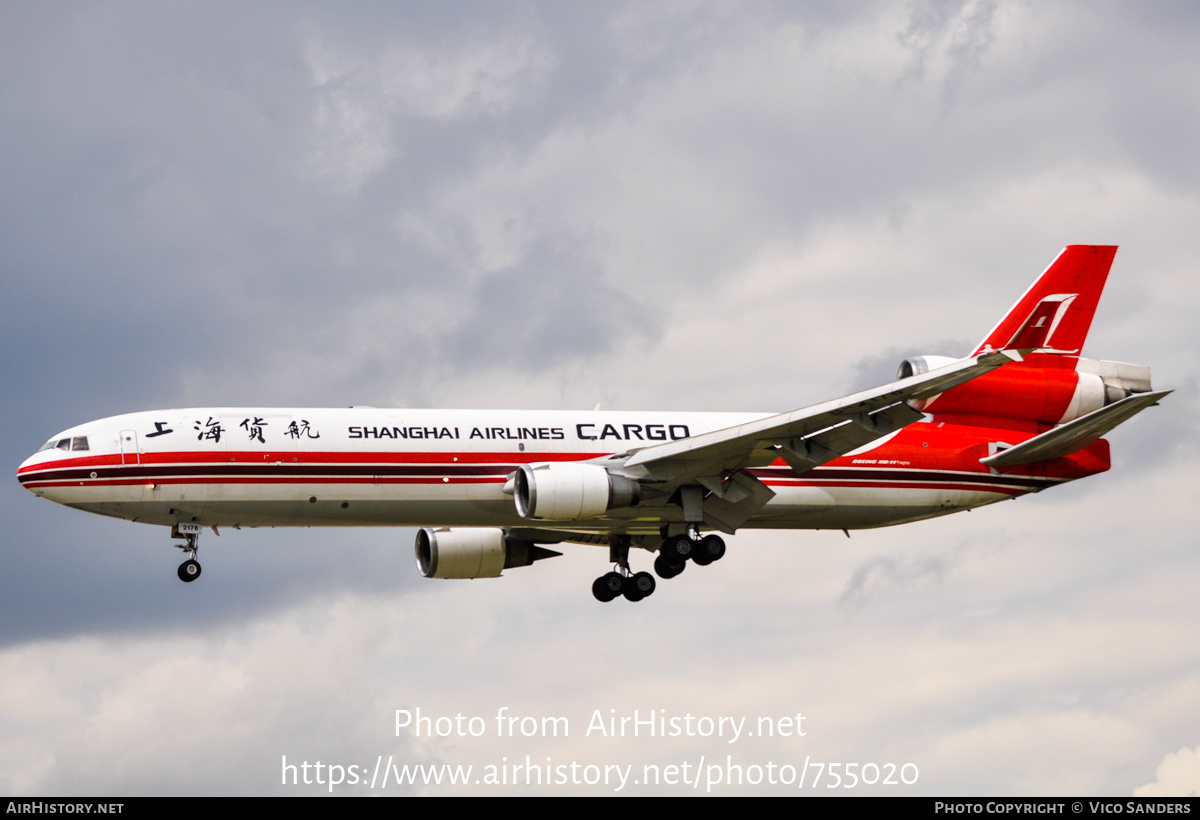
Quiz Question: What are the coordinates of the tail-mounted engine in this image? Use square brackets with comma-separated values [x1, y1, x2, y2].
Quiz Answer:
[512, 462, 642, 520]
[897, 355, 1153, 426]
[415, 527, 561, 579]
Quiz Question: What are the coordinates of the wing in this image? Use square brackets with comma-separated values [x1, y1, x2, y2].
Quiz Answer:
[621, 350, 1014, 480]
[608, 350, 1014, 532]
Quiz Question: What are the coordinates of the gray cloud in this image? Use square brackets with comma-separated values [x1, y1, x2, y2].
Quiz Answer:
[3, 0, 1199, 795]
[1135, 744, 1200, 797]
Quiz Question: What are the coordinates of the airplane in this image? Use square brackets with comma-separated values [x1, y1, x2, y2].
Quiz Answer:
[18, 245, 1168, 602]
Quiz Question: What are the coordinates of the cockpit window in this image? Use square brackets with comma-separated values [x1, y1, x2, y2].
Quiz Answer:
[37, 436, 87, 452]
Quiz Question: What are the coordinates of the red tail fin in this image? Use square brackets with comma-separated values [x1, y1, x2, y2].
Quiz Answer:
[971, 245, 1117, 356]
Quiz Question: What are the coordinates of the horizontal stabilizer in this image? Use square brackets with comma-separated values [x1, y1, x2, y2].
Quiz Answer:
[980, 390, 1171, 468]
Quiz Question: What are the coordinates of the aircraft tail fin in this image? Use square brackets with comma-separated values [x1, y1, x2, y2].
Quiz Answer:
[971, 245, 1117, 356]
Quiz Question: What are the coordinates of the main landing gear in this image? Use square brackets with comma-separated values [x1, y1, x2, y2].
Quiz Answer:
[591, 570, 656, 603]
[591, 530, 727, 602]
[655, 531, 726, 579]
[172, 523, 202, 583]
[592, 535, 657, 603]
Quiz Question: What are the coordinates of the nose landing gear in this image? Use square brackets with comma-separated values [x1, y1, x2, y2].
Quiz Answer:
[177, 559, 202, 582]
[171, 523, 203, 583]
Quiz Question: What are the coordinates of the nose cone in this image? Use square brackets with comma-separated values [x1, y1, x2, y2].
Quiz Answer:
[18, 447, 57, 495]
[17, 432, 83, 498]
[18, 453, 44, 495]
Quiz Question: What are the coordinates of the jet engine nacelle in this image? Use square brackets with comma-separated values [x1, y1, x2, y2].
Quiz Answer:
[897, 355, 961, 412]
[415, 527, 560, 579]
[513, 462, 642, 520]
[898, 355, 1151, 425]
[897, 355, 960, 381]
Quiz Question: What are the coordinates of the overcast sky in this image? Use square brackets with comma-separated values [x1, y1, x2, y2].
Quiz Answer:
[3, 0, 1199, 796]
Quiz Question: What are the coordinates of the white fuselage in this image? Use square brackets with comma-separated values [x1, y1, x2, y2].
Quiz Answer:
[19, 406, 1044, 537]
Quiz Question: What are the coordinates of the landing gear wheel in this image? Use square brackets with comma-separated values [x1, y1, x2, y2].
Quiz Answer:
[592, 575, 618, 602]
[654, 552, 685, 579]
[171, 526, 203, 583]
[177, 559, 202, 583]
[623, 571, 656, 602]
[697, 534, 726, 562]
[590, 571, 625, 602]
[663, 535, 694, 562]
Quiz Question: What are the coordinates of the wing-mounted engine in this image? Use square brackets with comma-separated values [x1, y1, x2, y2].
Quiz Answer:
[415, 527, 561, 579]
[511, 462, 642, 521]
